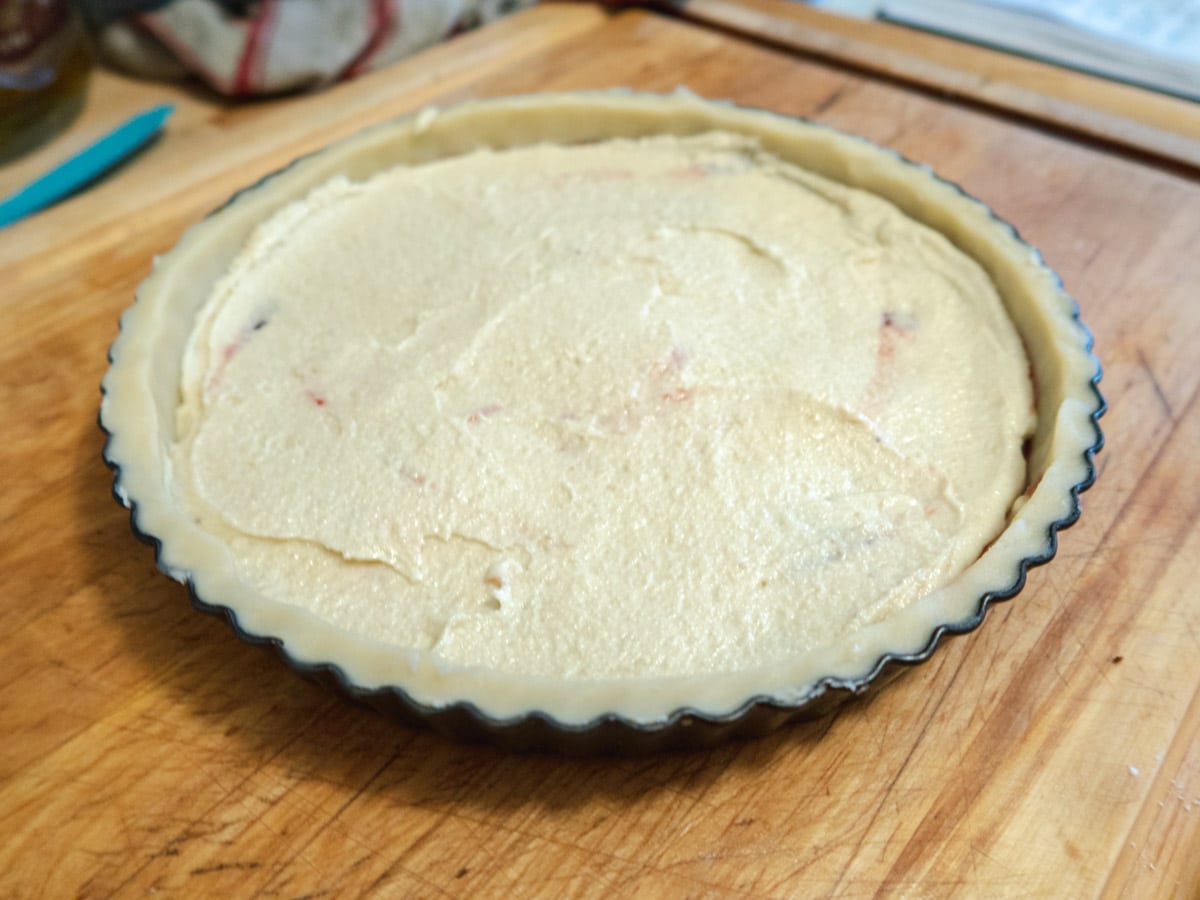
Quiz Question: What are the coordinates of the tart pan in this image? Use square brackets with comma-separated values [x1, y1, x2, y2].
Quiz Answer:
[101, 92, 1104, 754]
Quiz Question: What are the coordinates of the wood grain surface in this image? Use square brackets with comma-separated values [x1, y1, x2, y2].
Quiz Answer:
[2, 4, 1198, 896]
[659, 0, 1200, 171]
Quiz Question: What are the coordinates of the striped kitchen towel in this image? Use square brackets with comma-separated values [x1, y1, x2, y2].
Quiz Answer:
[76, 0, 533, 96]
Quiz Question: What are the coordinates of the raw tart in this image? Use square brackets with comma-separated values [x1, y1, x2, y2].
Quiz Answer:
[101, 92, 1103, 751]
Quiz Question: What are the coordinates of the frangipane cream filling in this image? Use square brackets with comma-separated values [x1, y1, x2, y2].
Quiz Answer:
[171, 133, 1034, 680]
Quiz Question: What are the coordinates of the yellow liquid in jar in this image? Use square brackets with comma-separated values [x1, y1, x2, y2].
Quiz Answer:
[0, 0, 90, 165]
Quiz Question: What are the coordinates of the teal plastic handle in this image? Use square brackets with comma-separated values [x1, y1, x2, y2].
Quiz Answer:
[0, 103, 174, 230]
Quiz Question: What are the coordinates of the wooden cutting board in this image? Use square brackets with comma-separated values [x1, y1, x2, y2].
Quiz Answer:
[2, 4, 1198, 896]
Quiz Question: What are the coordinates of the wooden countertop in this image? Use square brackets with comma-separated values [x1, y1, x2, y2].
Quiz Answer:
[659, 0, 1200, 170]
[2, 3, 1198, 896]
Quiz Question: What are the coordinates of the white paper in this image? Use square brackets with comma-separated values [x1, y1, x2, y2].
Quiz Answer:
[877, 0, 1200, 100]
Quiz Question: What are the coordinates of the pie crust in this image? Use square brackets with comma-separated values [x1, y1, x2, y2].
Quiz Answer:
[100, 92, 1104, 751]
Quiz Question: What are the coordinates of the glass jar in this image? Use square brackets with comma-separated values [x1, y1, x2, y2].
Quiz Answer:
[0, 0, 90, 164]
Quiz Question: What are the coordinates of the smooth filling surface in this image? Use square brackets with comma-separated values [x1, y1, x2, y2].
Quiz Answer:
[172, 133, 1034, 679]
